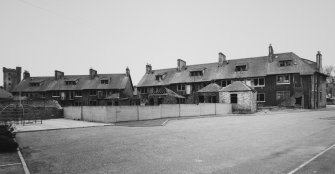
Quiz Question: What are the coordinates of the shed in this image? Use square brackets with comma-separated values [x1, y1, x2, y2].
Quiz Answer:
[197, 83, 222, 103]
[219, 81, 257, 113]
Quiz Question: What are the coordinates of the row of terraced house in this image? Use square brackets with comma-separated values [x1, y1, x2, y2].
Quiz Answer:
[2, 45, 328, 109]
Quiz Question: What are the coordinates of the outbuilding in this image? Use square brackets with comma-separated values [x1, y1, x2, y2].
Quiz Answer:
[219, 81, 257, 113]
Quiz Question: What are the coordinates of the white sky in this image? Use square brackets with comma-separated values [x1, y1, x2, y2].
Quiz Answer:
[1, 0, 335, 86]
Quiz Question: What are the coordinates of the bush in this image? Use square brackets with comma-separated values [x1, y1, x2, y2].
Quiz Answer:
[0, 135, 18, 152]
[0, 124, 16, 138]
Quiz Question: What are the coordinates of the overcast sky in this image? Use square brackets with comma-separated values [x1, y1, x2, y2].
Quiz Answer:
[1, 0, 334, 86]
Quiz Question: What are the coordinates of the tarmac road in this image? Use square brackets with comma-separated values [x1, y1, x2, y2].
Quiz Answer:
[16, 108, 335, 174]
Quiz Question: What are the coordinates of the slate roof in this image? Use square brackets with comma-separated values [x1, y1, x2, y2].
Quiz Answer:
[0, 88, 13, 99]
[137, 52, 321, 87]
[220, 81, 254, 92]
[197, 83, 222, 93]
[12, 74, 130, 92]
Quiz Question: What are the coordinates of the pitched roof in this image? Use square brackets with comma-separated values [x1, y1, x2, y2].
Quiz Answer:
[0, 88, 13, 99]
[12, 74, 130, 92]
[197, 83, 222, 93]
[149, 87, 185, 98]
[220, 81, 254, 92]
[137, 52, 320, 87]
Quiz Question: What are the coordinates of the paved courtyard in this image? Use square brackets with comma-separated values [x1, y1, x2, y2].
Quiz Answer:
[16, 108, 335, 174]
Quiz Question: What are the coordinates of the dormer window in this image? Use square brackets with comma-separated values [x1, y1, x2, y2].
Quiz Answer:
[279, 60, 292, 67]
[235, 65, 247, 71]
[29, 82, 40, 87]
[101, 80, 109, 84]
[155, 75, 162, 81]
[190, 71, 203, 76]
[65, 81, 76, 85]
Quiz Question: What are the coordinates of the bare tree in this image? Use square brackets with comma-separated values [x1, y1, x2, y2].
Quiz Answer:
[323, 65, 335, 76]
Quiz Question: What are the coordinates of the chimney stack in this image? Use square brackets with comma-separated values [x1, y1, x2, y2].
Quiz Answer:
[316, 51, 322, 72]
[218, 52, 227, 66]
[177, 59, 186, 71]
[268, 44, 274, 62]
[146, 64, 152, 74]
[23, 70, 30, 79]
[89, 68, 97, 79]
[126, 67, 130, 77]
[16, 67, 22, 82]
[55, 70, 64, 80]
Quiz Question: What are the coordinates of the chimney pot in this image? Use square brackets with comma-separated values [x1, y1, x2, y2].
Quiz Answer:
[126, 67, 130, 76]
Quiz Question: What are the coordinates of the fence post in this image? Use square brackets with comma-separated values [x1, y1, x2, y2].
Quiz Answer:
[137, 105, 139, 121]
[179, 104, 181, 117]
[80, 106, 83, 120]
[215, 103, 217, 115]
[115, 106, 118, 122]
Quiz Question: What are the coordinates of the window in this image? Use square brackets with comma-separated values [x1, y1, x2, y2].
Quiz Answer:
[65, 81, 76, 85]
[67, 91, 75, 100]
[190, 71, 203, 76]
[140, 88, 147, 94]
[177, 84, 186, 91]
[155, 75, 162, 81]
[98, 91, 104, 98]
[8, 83, 11, 86]
[29, 82, 40, 87]
[41, 92, 46, 98]
[277, 75, 290, 84]
[89, 100, 97, 106]
[89, 90, 97, 96]
[221, 80, 232, 87]
[257, 93, 265, 102]
[209, 96, 217, 103]
[177, 98, 185, 104]
[199, 96, 204, 103]
[8, 77, 11, 81]
[74, 101, 82, 106]
[235, 65, 247, 72]
[75, 91, 82, 97]
[251, 78, 265, 86]
[101, 80, 109, 84]
[279, 60, 292, 67]
[230, 94, 238, 103]
[52, 91, 60, 97]
[276, 91, 290, 100]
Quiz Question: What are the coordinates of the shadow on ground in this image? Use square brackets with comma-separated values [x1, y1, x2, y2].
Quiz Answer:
[114, 119, 168, 127]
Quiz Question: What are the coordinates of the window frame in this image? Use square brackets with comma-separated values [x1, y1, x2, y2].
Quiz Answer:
[276, 74, 290, 84]
[251, 78, 265, 87]
[235, 65, 247, 72]
[279, 60, 293, 67]
[221, 80, 232, 87]
[190, 71, 203, 77]
[177, 84, 186, 91]
[257, 93, 265, 102]
[100, 79, 109, 85]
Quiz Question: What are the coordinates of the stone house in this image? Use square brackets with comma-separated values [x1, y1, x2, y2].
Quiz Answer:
[137, 45, 327, 109]
[11, 68, 135, 106]
[219, 81, 257, 113]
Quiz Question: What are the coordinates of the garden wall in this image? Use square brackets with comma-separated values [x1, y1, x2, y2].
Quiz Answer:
[64, 103, 232, 123]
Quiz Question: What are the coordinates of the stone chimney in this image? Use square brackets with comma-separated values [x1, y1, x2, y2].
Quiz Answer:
[55, 70, 64, 80]
[23, 70, 30, 79]
[146, 64, 152, 74]
[316, 51, 322, 72]
[126, 67, 130, 77]
[177, 59, 186, 71]
[218, 52, 227, 66]
[268, 44, 274, 62]
[89, 68, 97, 79]
[16, 67, 22, 82]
